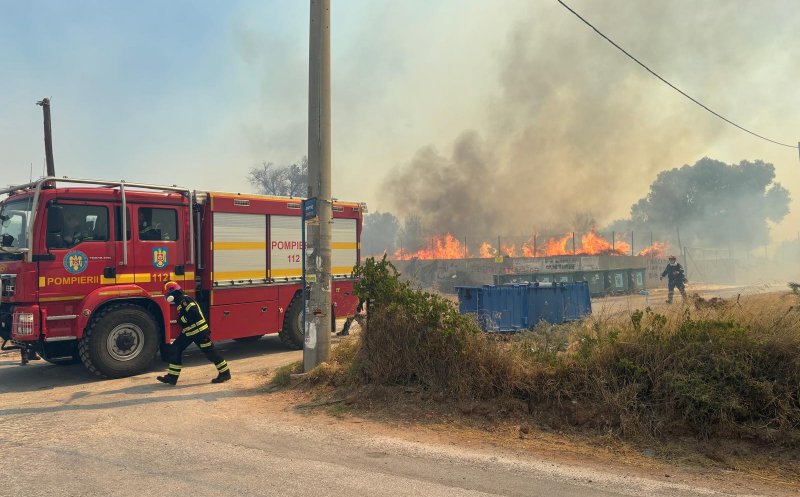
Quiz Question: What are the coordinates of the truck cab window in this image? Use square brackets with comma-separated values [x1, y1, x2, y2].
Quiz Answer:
[138, 208, 178, 241]
[46, 204, 109, 249]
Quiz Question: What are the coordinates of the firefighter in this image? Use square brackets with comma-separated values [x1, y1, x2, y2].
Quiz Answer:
[156, 281, 231, 385]
[62, 212, 87, 247]
[660, 255, 687, 304]
[19, 346, 39, 365]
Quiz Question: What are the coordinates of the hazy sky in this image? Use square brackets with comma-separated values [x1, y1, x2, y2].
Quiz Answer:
[2, 1, 799, 244]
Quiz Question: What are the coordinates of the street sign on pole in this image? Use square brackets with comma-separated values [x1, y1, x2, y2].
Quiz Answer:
[303, 197, 318, 221]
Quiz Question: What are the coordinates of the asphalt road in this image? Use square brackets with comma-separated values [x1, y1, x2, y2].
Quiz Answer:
[0, 324, 788, 496]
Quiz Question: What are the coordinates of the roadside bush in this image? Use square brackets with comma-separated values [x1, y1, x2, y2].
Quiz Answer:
[523, 306, 800, 440]
[350, 256, 522, 399]
[316, 256, 800, 444]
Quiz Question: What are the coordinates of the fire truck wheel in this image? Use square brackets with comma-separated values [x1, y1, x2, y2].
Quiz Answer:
[79, 303, 159, 378]
[279, 295, 304, 350]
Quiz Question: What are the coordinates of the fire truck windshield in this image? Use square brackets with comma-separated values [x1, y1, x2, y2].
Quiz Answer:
[0, 197, 33, 257]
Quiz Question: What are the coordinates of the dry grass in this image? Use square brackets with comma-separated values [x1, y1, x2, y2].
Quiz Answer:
[305, 257, 800, 449]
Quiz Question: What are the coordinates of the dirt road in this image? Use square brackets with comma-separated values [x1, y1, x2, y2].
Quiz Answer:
[1, 334, 793, 497]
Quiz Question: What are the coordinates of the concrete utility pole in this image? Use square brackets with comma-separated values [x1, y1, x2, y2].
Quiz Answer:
[304, 0, 332, 372]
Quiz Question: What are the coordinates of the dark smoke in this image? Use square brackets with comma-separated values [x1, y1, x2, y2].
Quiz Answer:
[383, 3, 744, 238]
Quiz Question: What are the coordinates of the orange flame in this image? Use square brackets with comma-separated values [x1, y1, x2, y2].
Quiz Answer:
[392, 230, 669, 260]
[580, 229, 629, 256]
[521, 239, 536, 258]
[638, 241, 668, 258]
[394, 233, 467, 260]
[500, 243, 516, 257]
[480, 242, 497, 258]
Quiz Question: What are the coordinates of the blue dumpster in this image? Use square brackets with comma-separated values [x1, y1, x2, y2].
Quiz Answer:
[456, 282, 592, 332]
[457, 284, 529, 332]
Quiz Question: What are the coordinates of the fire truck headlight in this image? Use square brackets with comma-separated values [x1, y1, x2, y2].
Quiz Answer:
[11, 312, 35, 336]
[13, 312, 35, 336]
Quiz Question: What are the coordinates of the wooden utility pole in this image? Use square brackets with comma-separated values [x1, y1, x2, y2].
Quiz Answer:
[36, 98, 56, 182]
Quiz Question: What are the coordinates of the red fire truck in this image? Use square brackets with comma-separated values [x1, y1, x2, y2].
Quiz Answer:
[0, 176, 364, 378]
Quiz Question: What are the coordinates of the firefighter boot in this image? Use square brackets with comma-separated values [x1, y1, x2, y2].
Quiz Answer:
[666, 290, 674, 304]
[211, 370, 231, 384]
[157, 374, 178, 386]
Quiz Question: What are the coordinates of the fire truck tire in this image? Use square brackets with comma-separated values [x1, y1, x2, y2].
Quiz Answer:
[79, 303, 159, 378]
[279, 295, 304, 350]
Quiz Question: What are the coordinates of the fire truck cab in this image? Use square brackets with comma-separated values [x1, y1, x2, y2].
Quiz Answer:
[0, 177, 363, 378]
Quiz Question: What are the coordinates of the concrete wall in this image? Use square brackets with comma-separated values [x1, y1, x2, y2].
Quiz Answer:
[393, 254, 737, 293]
[394, 255, 663, 293]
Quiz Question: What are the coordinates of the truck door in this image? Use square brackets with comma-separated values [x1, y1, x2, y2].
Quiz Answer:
[39, 201, 115, 336]
[131, 205, 186, 295]
[113, 205, 132, 285]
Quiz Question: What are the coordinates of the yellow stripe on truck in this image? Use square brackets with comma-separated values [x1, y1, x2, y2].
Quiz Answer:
[40, 295, 85, 302]
[213, 242, 268, 251]
[270, 269, 302, 278]
[331, 242, 357, 250]
[214, 270, 267, 280]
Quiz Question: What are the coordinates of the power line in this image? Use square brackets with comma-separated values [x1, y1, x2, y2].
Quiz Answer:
[557, 0, 799, 151]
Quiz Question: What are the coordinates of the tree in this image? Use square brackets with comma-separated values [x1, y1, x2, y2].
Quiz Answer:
[624, 158, 790, 249]
[247, 157, 308, 197]
[398, 215, 425, 252]
[361, 212, 400, 256]
[286, 156, 308, 197]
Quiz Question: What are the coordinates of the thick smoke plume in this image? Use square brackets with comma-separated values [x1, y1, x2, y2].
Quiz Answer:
[383, 3, 750, 240]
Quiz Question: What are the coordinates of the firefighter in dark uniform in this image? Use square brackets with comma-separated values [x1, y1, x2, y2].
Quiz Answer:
[157, 281, 231, 385]
[660, 255, 688, 304]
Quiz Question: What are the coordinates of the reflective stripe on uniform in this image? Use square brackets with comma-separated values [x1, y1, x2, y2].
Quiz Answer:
[215, 361, 228, 371]
[199, 342, 213, 348]
[185, 324, 209, 336]
[183, 319, 207, 332]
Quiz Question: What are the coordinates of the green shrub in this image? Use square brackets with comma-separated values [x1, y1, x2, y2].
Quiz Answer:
[317, 257, 800, 444]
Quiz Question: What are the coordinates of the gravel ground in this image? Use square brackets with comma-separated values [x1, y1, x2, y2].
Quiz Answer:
[0, 314, 794, 497]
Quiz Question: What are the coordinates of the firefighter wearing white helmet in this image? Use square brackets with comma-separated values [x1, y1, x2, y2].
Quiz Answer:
[156, 281, 231, 385]
[660, 255, 688, 304]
